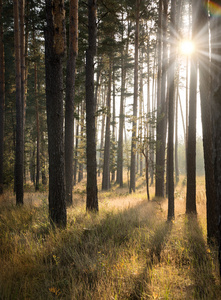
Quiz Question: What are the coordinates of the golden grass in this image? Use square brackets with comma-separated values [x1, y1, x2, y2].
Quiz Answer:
[0, 175, 220, 299]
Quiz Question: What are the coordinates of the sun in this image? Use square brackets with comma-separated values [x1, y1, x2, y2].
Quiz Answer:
[179, 40, 195, 56]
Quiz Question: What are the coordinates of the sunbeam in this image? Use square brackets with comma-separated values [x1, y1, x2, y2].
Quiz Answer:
[179, 40, 195, 56]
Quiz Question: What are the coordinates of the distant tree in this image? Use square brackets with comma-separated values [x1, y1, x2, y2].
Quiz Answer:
[13, 0, 24, 205]
[65, 0, 78, 205]
[0, 0, 4, 194]
[86, 0, 98, 211]
[45, 0, 67, 227]
[130, 0, 140, 193]
[102, 60, 112, 190]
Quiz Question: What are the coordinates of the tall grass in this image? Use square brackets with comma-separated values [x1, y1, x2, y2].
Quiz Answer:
[0, 178, 220, 299]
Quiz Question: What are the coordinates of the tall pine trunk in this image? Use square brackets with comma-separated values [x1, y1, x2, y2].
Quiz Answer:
[186, 0, 198, 215]
[130, 0, 140, 193]
[45, 0, 67, 227]
[198, 0, 218, 242]
[86, 0, 98, 211]
[102, 60, 112, 191]
[0, 0, 4, 195]
[210, 1, 221, 273]
[65, 0, 78, 205]
[14, 0, 24, 205]
[167, 0, 176, 220]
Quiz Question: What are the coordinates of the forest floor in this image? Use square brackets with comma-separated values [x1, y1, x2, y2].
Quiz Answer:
[0, 175, 221, 299]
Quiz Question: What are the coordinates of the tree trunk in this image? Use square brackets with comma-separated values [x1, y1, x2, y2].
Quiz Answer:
[130, 0, 140, 193]
[14, 0, 24, 205]
[111, 64, 116, 182]
[45, 0, 67, 227]
[186, 0, 198, 215]
[210, 2, 221, 273]
[155, 0, 163, 197]
[116, 47, 126, 187]
[167, 0, 176, 220]
[175, 85, 179, 184]
[102, 60, 112, 191]
[0, 0, 4, 195]
[35, 61, 40, 191]
[65, 0, 78, 205]
[98, 86, 105, 177]
[198, 0, 218, 243]
[73, 108, 79, 186]
[86, 0, 98, 211]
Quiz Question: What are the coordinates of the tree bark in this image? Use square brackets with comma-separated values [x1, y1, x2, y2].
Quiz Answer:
[65, 0, 78, 205]
[0, 0, 4, 195]
[130, 0, 140, 193]
[102, 60, 112, 191]
[167, 0, 176, 220]
[155, 0, 163, 197]
[210, 1, 221, 273]
[86, 0, 98, 211]
[186, 0, 198, 215]
[14, 0, 24, 205]
[198, 0, 218, 243]
[45, 0, 67, 227]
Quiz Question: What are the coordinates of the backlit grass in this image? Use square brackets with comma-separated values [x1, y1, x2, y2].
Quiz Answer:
[0, 176, 220, 299]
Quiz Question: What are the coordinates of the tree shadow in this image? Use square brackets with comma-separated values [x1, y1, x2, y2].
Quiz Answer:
[53, 200, 172, 298]
[184, 215, 220, 299]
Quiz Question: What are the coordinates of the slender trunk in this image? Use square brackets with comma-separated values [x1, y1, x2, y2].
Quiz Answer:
[186, 0, 198, 215]
[14, 0, 24, 205]
[0, 0, 4, 194]
[130, 0, 140, 193]
[175, 85, 179, 184]
[65, 0, 78, 205]
[98, 86, 105, 177]
[73, 108, 79, 186]
[35, 62, 40, 191]
[167, 0, 176, 220]
[111, 64, 116, 182]
[155, 0, 163, 197]
[102, 60, 112, 190]
[86, 0, 98, 211]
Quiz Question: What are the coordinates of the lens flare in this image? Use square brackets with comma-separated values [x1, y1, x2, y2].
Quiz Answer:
[179, 40, 195, 56]
[206, 1, 221, 16]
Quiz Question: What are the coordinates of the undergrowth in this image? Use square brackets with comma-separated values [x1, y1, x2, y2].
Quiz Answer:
[0, 178, 220, 299]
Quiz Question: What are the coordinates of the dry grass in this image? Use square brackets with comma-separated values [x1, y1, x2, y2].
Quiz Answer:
[0, 175, 220, 299]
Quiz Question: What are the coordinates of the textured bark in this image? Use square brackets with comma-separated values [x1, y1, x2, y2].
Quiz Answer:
[116, 43, 126, 186]
[45, 0, 67, 227]
[111, 65, 116, 182]
[155, 0, 163, 197]
[0, 0, 4, 194]
[175, 87, 179, 184]
[210, 1, 221, 273]
[198, 1, 218, 242]
[73, 112, 79, 186]
[14, 0, 24, 205]
[167, 0, 176, 220]
[35, 62, 40, 191]
[102, 60, 112, 191]
[65, 0, 78, 205]
[186, 0, 198, 215]
[130, 0, 140, 193]
[86, 0, 98, 211]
